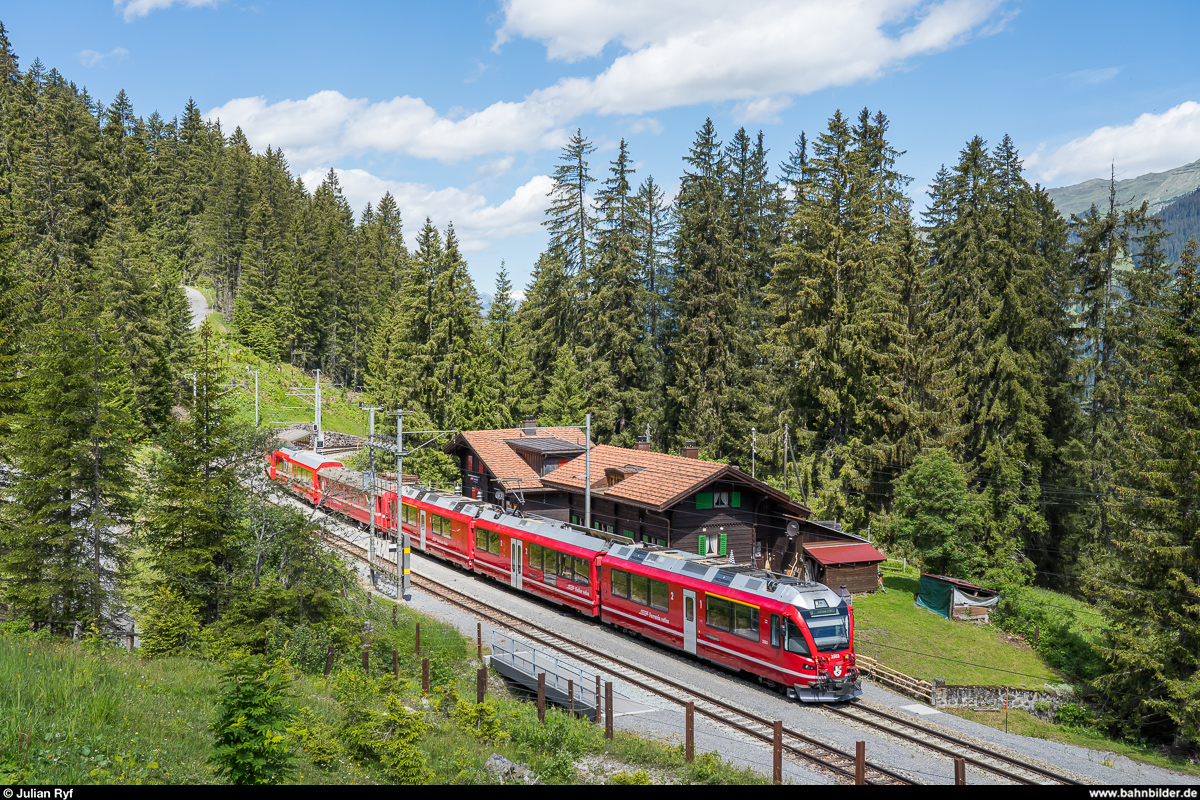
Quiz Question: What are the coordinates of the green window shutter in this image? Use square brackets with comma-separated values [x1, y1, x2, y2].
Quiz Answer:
[696, 492, 713, 510]
[658, 539, 667, 547]
[731, 491, 741, 508]
[698, 534, 706, 555]
[719, 533, 728, 556]
[623, 529, 636, 539]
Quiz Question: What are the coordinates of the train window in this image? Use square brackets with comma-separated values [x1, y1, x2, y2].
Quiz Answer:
[770, 614, 782, 648]
[527, 544, 541, 571]
[554, 551, 574, 582]
[610, 569, 630, 599]
[648, 578, 668, 611]
[573, 557, 591, 586]
[705, 595, 732, 631]
[786, 618, 811, 656]
[430, 514, 451, 538]
[732, 603, 759, 640]
[629, 573, 649, 605]
[491, 530, 501, 555]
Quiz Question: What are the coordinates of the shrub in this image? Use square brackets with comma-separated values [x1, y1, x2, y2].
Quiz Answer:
[209, 656, 296, 785]
[610, 769, 654, 785]
[288, 707, 343, 769]
[1055, 702, 1094, 729]
[376, 695, 429, 784]
[139, 586, 201, 659]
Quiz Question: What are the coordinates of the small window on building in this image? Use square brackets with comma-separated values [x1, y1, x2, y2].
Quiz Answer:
[713, 491, 730, 508]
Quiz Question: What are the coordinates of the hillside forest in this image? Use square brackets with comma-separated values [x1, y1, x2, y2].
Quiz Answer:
[0, 24, 1198, 747]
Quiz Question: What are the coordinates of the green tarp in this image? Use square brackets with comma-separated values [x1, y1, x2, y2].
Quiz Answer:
[916, 574, 953, 618]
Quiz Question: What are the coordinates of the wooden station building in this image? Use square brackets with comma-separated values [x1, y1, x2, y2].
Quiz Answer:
[443, 419, 887, 592]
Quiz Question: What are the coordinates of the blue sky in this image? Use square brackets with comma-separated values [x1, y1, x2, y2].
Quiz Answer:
[5, 1, 1199, 293]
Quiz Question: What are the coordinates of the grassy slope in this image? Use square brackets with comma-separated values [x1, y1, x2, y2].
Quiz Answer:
[201, 311, 372, 438]
[852, 570, 1060, 689]
[0, 596, 766, 786]
[943, 708, 1200, 779]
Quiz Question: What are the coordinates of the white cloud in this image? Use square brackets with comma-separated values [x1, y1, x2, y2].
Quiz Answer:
[299, 168, 553, 253]
[114, 0, 217, 22]
[207, 1, 1002, 167]
[206, 92, 569, 166]
[1029, 101, 1200, 186]
[1068, 67, 1120, 86]
[733, 96, 793, 125]
[503, 0, 1004, 115]
[78, 47, 129, 68]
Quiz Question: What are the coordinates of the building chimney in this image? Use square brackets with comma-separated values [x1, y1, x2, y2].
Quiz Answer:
[522, 416, 538, 436]
[636, 436, 650, 452]
[683, 440, 699, 459]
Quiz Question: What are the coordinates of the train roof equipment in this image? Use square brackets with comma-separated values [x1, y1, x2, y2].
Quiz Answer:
[605, 543, 844, 611]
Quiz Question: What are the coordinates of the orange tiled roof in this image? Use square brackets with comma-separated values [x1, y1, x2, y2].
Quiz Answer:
[541, 444, 802, 512]
[448, 427, 589, 491]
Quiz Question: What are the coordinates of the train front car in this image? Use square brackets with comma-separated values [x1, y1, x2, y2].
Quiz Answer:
[780, 581, 861, 702]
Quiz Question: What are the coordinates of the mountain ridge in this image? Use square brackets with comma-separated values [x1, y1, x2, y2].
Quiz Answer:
[1047, 158, 1200, 219]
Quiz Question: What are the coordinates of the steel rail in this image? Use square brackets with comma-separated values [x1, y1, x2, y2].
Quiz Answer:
[296, 491, 1080, 786]
[317, 528, 912, 786]
[825, 702, 1083, 786]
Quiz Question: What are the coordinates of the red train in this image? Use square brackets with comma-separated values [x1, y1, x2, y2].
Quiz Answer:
[270, 446, 861, 701]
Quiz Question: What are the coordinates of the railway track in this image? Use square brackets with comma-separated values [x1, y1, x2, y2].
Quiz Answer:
[822, 701, 1085, 786]
[298, 495, 1087, 787]
[318, 528, 911, 785]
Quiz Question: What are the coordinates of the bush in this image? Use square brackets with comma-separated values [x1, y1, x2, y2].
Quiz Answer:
[288, 707, 343, 769]
[209, 656, 296, 785]
[1055, 702, 1094, 729]
[139, 586, 201, 659]
[610, 769, 654, 785]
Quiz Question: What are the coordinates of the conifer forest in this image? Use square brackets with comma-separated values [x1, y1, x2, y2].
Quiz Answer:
[1, 21, 1199, 748]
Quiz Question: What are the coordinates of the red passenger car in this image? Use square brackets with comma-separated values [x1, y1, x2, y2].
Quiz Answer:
[270, 448, 344, 504]
[600, 544, 861, 702]
[473, 511, 604, 615]
[398, 486, 481, 569]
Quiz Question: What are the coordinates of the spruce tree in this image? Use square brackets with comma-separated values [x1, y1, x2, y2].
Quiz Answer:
[583, 138, 649, 443]
[142, 321, 241, 622]
[1092, 239, 1200, 744]
[541, 344, 585, 426]
[669, 119, 746, 460]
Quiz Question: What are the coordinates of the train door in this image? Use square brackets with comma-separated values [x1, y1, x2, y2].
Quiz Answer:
[419, 510, 427, 550]
[683, 589, 697, 655]
[510, 539, 523, 590]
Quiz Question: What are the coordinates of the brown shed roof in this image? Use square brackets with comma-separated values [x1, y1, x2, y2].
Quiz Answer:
[444, 427, 590, 491]
[541, 444, 811, 515]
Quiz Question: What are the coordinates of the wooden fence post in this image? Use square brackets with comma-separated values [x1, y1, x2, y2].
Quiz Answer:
[477, 667, 487, 703]
[362, 645, 369, 674]
[414, 622, 420, 655]
[605, 682, 614, 740]
[685, 702, 695, 763]
[595, 675, 602, 724]
[954, 757, 966, 785]
[537, 673, 546, 723]
[392, 648, 399, 677]
[855, 741, 866, 785]
[477, 622, 482, 661]
[421, 657, 429, 693]
[773, 720, 783, 784]
[392, 604, 397, 626]
[568, 679, 574, 713]
[324, 645, 334, 678]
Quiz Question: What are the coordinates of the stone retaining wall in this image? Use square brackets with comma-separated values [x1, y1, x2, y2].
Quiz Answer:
[932, 683, 1071, 722]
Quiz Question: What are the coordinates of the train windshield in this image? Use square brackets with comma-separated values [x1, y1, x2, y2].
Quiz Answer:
[800, 602, 851, 653]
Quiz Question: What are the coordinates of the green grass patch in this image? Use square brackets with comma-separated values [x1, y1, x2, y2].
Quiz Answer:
[943, 708, 1200, 778]
[0, 597, 766, 785]
[199, 330, 371, 437]
[852, 572, 1061, 688]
